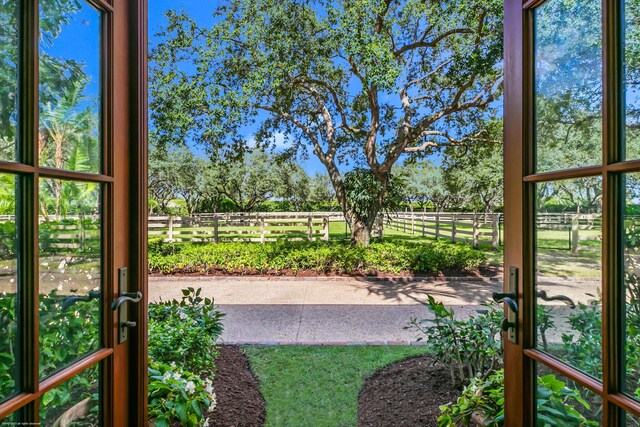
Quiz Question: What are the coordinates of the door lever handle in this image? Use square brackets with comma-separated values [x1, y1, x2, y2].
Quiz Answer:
[111, 291, 142, 311]
[492, 292, 519, 313]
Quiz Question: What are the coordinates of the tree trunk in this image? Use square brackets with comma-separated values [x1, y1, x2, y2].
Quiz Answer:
[350, 218, 371, 246]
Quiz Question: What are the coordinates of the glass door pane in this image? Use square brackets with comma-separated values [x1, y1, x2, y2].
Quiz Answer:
[38, 178, 101, 378]
[535, 177, 603, 378]
[622, 174, 640, 401]
[38, 0, 102, 173]
[0, 1, 18, 162]
[0, 174, 18, 402]
[534, 0, 602, 173]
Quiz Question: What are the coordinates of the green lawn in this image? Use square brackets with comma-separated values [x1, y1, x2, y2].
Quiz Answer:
[243, 345, 429, 427]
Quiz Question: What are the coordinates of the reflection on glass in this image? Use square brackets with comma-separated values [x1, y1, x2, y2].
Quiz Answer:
[534, 0, 602, 172]
[625, 0, 640, 159]
[536, 365, 601, 426]
[0, 1, 18, 162]
[39, 0, 101, 173]
[0, 174, 17, 402]
[39, 179, 101, 378]
[535, 177, 602, 378]
[40, 363, 100, 425]
[624, 410, 640, 427]
[623, 174, 640, 401]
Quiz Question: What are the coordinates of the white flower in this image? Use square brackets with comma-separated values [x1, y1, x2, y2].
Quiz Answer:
[185, 380, 196, 394]
[203, 419, 210, 427]
[162, 372, 171, 381]
[179, 312, 188, 320]
[170, 361, 177, 368]
[172, 372, 182, 380]
[208, 394, 217, 411]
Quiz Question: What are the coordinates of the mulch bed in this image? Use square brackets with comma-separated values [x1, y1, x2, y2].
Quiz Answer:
[206, 346, 266, 427]
[358, 354, 461, 427]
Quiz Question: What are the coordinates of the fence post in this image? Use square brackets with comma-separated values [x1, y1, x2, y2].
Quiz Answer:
[168, 216, 174, 242]
[452, 214, 457, 243]
[213, 215, 219, 244]
[411, 208, 415, 235]
[378, 214, 384, 239]
[571, 214, 579, 256]
[472, 211, 479, 249]
[491, 214, 499, 250]
[260, 216, 266, 244]
[307, 214, 313, 241]
[421, 214, 425, 237]
[323, 217, 329, 241]
[403, 208, 407, 233]
[435, 213, 440, 240]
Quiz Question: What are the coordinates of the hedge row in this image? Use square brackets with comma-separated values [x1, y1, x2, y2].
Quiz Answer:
[148, 239, 486, 275]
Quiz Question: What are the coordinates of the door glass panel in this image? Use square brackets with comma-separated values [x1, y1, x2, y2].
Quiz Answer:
[536, 366, 602, 426]
[39, 178, 101, 378]
[39, 0, 101, 173]
[0, 0, 18, 162]
[624, 410, 640, 427]
[622, 174, 640, 400]
[534, 0, 602, 173]
[535, 177, 602, 378]
[40, 363, 100, 426]
[0, 174, 18, 402]
[625, 0, 640, 159]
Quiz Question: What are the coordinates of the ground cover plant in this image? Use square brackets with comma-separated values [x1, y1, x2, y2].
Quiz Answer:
[408, 295, 623, 426]
[243, 345, 429, 427]
[148, 288, 224, 426]
[148, 239, 486, 276]
[0, 288, 223, 426]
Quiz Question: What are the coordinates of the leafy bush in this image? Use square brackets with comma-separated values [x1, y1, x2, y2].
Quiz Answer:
[149, 287, 224, 373]
[407, 295, 503, 383]
[148, 361, 216, 427]
[148, 239, 486, 275]
[438, 370, 598, 427]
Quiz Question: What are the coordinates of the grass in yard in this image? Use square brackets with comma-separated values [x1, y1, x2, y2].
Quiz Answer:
[243, 345, 429, 427]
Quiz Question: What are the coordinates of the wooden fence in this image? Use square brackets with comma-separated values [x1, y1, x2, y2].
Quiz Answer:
[148, 212, 337, 243]
[0, 212, 607, 251]
[386, 211, 502, 250]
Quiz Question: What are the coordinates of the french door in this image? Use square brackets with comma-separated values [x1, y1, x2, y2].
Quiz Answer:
[504, 0, 640, 425]
[0, 0, 148, 425]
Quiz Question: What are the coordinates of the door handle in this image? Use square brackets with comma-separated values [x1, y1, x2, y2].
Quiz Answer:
[114, 268, 142, 344]
[492, 292, 519, 313]
[494, 266, 519, 344]
[111, 291, 142, 311]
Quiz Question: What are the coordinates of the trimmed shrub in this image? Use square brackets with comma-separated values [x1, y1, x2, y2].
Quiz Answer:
[148, 239, 486, 275]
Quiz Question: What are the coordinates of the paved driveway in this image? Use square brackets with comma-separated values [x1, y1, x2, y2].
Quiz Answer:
[149, 276, 503, 345]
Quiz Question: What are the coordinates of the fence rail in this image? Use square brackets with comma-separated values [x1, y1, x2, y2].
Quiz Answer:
[385, 212, 502, 250]
[148, 212, 334, 243]
[0, 211, 609, 251]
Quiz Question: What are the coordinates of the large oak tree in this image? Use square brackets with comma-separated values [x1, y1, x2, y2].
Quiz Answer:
[150, 0, 503, 244]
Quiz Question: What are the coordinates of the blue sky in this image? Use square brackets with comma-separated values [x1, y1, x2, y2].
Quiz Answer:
[148, 1, 329, 174]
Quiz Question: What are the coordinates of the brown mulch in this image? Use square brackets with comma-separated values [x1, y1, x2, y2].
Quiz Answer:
[206, 346, 265, 427]
[358, 354, 461, 427]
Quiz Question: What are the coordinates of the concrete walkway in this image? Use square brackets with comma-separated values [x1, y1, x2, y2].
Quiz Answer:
[149, 276, 503, 345]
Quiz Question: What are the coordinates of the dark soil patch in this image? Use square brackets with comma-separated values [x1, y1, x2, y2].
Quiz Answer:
[206, 346, 265, 427]
[358, 354, 460, 427]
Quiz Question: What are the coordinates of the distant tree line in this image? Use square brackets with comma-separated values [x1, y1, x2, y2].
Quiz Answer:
[148, 141, 506, 215]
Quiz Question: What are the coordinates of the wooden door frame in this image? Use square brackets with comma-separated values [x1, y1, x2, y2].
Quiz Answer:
[504, 0, 640, 424]
[0, 0, 148, 423]
[128, 0, 149, 423]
